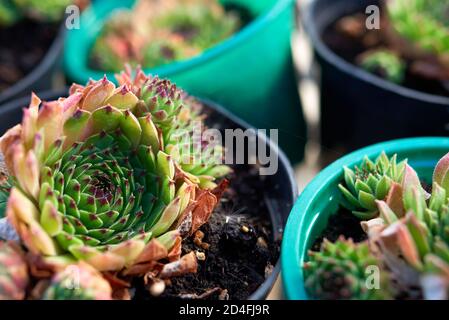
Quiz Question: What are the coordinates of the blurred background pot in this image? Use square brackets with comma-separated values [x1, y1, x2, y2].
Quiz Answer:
[298, 0, 449, 157]
[0, 24, 65, 105]
[0, 88, 297, 299]
[64, 0, 306, 163]
[281, 137, 449, 299]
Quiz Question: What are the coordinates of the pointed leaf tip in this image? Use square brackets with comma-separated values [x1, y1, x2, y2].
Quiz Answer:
[433, 152, 449, 194]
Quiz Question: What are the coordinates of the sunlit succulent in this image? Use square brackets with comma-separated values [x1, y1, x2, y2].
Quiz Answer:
[117, 69, 231, 189]
[364, 152, 449, 298]
[387, 0, 449, 65]
[0, 241, 29, 300]
[338, 152, 406, 220]
[91, 0, 241, 71]
[314, 151, 449, 299]
[423, 155, 449, 245]
[42, 262, 112, 300]
[359, 49, 406, 84]
[0, 68, 228, 273]
[304, 237, 392, 300]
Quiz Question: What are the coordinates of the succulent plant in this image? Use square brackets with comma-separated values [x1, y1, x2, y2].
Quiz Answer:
[358, 49, 406, 84]
[304, 237, 392, 300]
[0, 0, 20, 27]
[42, 262, 112, 300]
[116, 69, 231, 189]
[91, 0, 241, 71]
[0, 68, 229, 274]
[387, 0, 449, 60]
[0, 241, 29, 300]
[13, 0, 72, 22]
[310, 151, 449, 299]
[364, 152, 449, 296]
[338, 152, 406, 220]
[0, 0, 73, 27]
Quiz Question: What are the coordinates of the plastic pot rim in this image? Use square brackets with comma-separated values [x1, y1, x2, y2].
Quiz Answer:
[65, 0, 296, 82]
[298, 0, 449, 106]
[0, 88, 298, 300]
[281, 137, 449, 300]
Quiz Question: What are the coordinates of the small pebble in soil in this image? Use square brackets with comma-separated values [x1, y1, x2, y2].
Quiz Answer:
[149, 280, 166, 297]
[195, 251, 206, 261]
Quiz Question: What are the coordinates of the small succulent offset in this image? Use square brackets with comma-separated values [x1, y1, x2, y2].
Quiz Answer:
[43, 262, 112, 300]
[0, 0, 72, 27]
[307, 151, 449, 300]
[386, 0, 449, 80]
[0, 173, 11, 219]
[0, 68, 230, 299]
[369, 154, 449, 299]
[358, 49, 406, 84]
[91, 0, 241, 71]
[304, 237, 392, 300]
[338, 152, 406, 220]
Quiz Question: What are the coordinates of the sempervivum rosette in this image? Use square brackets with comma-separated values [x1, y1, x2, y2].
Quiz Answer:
[304, 238, 392, 300]
[0, 68, 229, 278]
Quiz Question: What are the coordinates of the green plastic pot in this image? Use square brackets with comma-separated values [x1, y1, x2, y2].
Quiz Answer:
[64, 0, 306, 163]
[281, 137, 449, 300]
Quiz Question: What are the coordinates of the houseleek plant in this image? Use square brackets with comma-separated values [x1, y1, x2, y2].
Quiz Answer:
[358, 0, 449, 83]
[0, 67, 230, 299]
[91, 0, 241, 71]
[306, 151, 449, 299]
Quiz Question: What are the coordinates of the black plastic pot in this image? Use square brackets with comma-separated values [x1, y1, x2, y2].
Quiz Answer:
[0, 24, 65, 105]
[0, 90, 298, 300]
[299, 0, 449, 155]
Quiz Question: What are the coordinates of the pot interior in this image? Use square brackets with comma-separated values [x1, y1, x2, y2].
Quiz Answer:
[0, 89, 296, 299]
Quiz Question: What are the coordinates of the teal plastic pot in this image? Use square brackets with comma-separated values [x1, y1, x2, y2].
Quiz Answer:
[281, 137, 449, 300]
[64, 0, 306, 163]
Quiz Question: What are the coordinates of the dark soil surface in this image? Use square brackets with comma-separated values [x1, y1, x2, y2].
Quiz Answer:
[311, 208, 367, 252]
[322, 11, 449, 97]
[0, 20, 59, 93]
[133, 163, 279, 300]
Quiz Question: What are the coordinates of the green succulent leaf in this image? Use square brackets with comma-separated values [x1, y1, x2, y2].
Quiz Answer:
[433, 152, 449, 194]
[388, 0, 449, 59]
[359, 49, 406, 84]
[338, 152, 406, 220]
